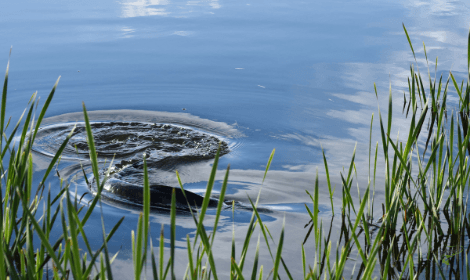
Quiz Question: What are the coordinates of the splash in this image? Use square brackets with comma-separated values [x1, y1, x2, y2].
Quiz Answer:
[33, 111, 239, 210]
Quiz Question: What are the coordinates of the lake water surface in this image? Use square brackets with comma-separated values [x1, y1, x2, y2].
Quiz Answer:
[2, 0, 470, 278]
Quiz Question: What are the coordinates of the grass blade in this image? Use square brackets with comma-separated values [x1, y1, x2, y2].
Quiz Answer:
[262, 149, 275, 183]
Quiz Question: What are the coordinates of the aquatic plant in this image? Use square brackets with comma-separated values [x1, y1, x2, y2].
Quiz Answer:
[2, 24, 470, 279]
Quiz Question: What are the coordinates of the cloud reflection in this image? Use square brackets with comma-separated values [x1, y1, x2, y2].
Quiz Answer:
[120, 27, 136, 38]
[402, 0, 465, 16]
[291, 0, 470, 202]
[121, 0, 169, 18]
[173, 30, 192, 36]
[120, 0, 220, 18]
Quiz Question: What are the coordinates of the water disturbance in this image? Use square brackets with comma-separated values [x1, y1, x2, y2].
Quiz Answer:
[6, 0, 470, 276]
[33, 117, 232, 210]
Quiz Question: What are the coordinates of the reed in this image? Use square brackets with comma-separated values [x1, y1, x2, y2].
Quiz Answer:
[2, 25, 470, 279]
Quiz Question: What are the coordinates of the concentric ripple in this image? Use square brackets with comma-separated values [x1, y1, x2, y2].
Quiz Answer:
[34, 121, 229, 161]
[33, 110, 242, 210]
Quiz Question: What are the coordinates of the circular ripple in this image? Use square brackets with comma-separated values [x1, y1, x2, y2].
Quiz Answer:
[33, 110, 242, 210]
[34, 121, 229, 162]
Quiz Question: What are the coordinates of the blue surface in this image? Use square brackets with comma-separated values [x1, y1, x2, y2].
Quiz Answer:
[2, 0, 470, 277]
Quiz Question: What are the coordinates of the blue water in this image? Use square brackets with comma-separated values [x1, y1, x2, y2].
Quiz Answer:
[2, 0, 470, 278]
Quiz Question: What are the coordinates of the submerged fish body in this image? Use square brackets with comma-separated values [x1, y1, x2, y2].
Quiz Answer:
[96, 178, 220, 211]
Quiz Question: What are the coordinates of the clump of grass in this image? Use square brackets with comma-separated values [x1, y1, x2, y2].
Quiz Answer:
[0, 49, 280, 279]
[3, 24, 470, 279]
[0, 52, 124, 279]
[301, 24, 470, 279]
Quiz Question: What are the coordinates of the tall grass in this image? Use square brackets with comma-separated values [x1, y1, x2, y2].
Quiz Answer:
[2, 25, 470, 279]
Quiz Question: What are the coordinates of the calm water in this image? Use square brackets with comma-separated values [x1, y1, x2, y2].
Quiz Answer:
[2, 0, 470, 278]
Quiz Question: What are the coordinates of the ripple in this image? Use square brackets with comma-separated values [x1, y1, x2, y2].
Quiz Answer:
[35, 110, 244, 160]
[34, 121, 230, 162]
[33, 110, 244, 210]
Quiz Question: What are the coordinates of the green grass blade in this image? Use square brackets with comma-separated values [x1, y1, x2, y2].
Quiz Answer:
[186, 235, 195, 280]
[142, 155, 150, 270]
[403, 23, 416, 60]
[211, 164, 230, 246]
[195, 144, 221, 240]
[159, 225, 165, 280]
[321, 146, 334, 215]
[37, 125, 76, 194]
[170, 189, 176, 280]
[467, 26, 470, 77]
[150, 237, 159, 280]
[80, 105, 106, 226]
[21, 200, 65, 276]
[262, 149, 275, 183]
[82, 102, 100, 188]
[84, 217, 124, 277]
[66, 192, 82, 280]
[247, 196, 274, 261]
[313, 169, 319, 247]
[450, 72, 464, 104]
[31, 77, 60, 142]
[250, 234, 261, 280]
[196, 218, 219, 280]
[1, 51, 10, 150]
[231, 258, 246, 280]
[3, 246, 20, 280]
[387, 82, 393, 137]
[346, 218, 366, 264]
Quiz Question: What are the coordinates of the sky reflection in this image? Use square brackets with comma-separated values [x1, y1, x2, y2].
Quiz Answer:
[4, 0, 470, 277]
[120, 0, 220, 18]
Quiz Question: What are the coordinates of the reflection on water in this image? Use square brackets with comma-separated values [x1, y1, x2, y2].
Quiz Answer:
[34, 111, 236, 211]
[402, 0, 467, 17]
[34, 110, 338, 211]
[34, 121, 230, 161]
[4, 0, 470, 277]
[121, 0, 220, 18]
[121, 0, 169, 18]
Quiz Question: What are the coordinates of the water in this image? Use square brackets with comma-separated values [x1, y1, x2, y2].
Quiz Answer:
[2, 0, 470, 278]
[34, 119, 232, 209]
